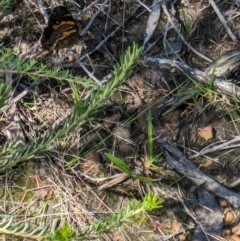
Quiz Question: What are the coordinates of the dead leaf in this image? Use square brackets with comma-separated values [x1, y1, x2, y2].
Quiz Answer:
[143, 0, 160, 45]
[198, 125, 214, 140]
[170, 220, 182, 233]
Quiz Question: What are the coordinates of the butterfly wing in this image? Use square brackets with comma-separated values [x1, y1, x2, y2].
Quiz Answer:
[41, 6, 79, 50]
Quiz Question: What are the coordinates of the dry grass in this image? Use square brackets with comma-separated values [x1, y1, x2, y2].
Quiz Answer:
[1, 0, 240, 240]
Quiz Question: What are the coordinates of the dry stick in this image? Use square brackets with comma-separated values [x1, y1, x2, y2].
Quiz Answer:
[144, 32, 165, 53]
[163, 20, 170, 54]
[83, 15, 131, 57]
[136, 0, 151, 12]
[189, 136, 240, 159]
[64, 12, 134, 69]
[76, 60, 102, 85]
[209, 0, 237, 41]
[177, 143, 220, 162]
[105, 0, 112, 33]
[81, 173, 129, 188]
[177, 186, 199, 224]
[80, 0, 109, 36]
[144, 0, 161, 45]
[37, 0, 48, 23]
[230, 178, 240, 188]
[76, 0, 100, 16]
[140, 55, 240, 100]
[161, 3, 212, 63]
[221, 143, 240, 149]
[159, 140, 240, 208]
[136, 0, 172, 18]
[0, 79, 44, 114]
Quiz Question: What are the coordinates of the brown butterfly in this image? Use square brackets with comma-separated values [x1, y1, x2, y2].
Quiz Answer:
[41, 6, 79, 50]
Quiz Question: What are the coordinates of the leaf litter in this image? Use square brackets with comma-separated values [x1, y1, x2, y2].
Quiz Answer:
[1, 0, 240, 240]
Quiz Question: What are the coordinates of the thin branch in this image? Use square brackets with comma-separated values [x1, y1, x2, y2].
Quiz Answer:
[188, 136, 240, 159]
[0, 79, 44, 114]
[161, 3, 212, 63]
[209, 0, 237, 41]
[159, 139, 240, 208]
[80, 0, 109, 36]
[141, 54, 240, 100]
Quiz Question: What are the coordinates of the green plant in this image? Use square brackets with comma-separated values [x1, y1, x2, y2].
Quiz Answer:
[47, 193, 163, 240]
[201, 57, 221, 99]
[104, 152, 153, 185]
[179, 6, 191, 36]
[0, 193, 163, 240]
[0, 82, 11, 108]
[0, 0, 10, 11]
[48, 223, 74, 241]
[184, 58, 221, 100]
[0, 44, 148, 240]
[0, 218, 49, 240]
[0, 43, 143, 172]
[144, 110, 162, 171]
[0, 49, 94, 87]
[104, 110, 165, 181]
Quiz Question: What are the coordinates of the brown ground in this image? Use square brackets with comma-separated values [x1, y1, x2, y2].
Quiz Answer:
[1, 0, 240, 240]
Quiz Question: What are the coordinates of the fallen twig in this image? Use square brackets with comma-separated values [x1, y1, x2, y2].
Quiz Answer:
[209, 0, 237, 41]
[161, 3, 212, 63]
[158, 139, 240, 208]
[80, 0, 109, 36]
[140, 54, 240, 100]
[188, 136, 240, 159]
